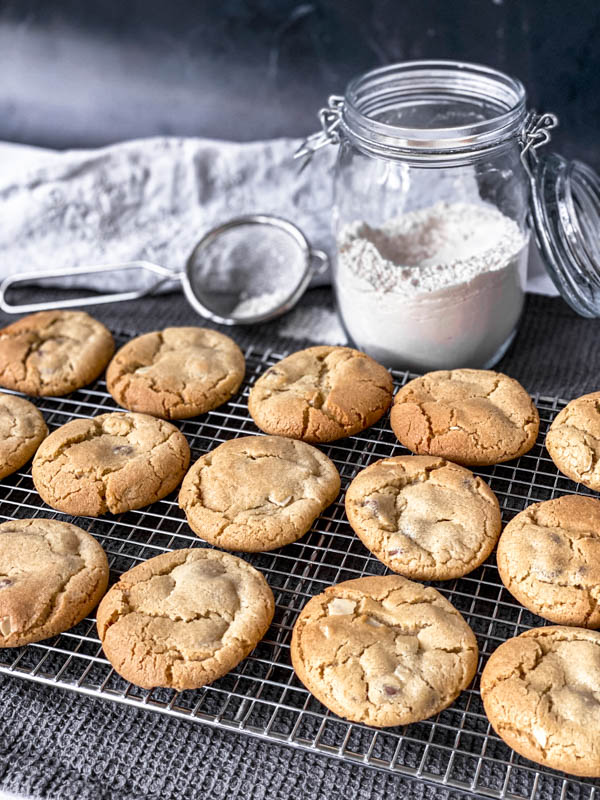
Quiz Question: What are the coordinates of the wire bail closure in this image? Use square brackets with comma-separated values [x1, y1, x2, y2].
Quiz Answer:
[519, 111, 559, 179]
[294, 95, 344, 171]
[296, 94, 558, 176]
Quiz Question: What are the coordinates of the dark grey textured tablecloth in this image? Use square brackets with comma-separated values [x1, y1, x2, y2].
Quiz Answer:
[0, 287, 599, 800]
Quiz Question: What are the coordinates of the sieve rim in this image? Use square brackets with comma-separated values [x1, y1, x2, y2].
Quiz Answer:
[181, 214, 316, 326]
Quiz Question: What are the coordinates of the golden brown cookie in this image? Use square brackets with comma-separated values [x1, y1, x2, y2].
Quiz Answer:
[248, 346, 394, 443]
[0, 518, 109, 647]
[345, 456, 501, 581]
[179, 435, 340, 552]
[291, 575, 478, 727]
[96, 548, 275, 690]
[390, 369, 539, 466]
[497, 495, 600, 627]
[0, 393, 48, 479]
[32, 412, 190, 516]
[0, 310, 114, 396]
[546, 391, 600, 491]
[106, 327, 245, 419]
[481, 626, 600, 777]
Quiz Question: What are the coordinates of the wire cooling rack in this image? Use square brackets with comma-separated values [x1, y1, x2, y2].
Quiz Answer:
[0, 340, 599, 800]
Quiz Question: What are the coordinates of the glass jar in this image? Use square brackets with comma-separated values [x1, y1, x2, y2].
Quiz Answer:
[299, 60, 600, 371]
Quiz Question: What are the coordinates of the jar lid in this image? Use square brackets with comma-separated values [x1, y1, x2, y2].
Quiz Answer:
[528, 146, 600, 317]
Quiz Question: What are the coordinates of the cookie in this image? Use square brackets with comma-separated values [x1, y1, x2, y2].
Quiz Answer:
[391, 369, 539, 466]
[0, 518, 108, 647]
[0, 393, 48, 479]
[248, 346, 394, 443]
[106, 327, 245, 420]
[32, 412, 190, 516]
[546, 391, 600, 491]
[96, 548, 275, 690]
[345, 456, 501, 581]
[0, 310, 114, 396]
[179, 435, 340, 552]
[481, 626, 600, 777]
[497, 495, 600, 627]
[290, 575, 478, 727]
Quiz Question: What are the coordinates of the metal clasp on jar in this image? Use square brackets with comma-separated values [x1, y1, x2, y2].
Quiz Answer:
[294, 95, 344, 170]
[296, 97, 558, 174]
[519, 111, 559, 178]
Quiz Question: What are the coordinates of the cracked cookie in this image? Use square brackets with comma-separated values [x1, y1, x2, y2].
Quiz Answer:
[248, 346, 394, 443]
[497, 495, 600, 627]
[96, 548, 275, 690]
[106, 327, 245, 419]
[481, 626, 600, 777]
[0, 310, 114, 396]
[346, 456, 501, 581]
[32, 412, 190, 516]
[0, 393, 48, 479]
[546, 391, 600, 491]
[179, 435, 340, 552]
[291, 575, 478, 727]
[0, 518, 109, 647]
[390, 369, 539, 466]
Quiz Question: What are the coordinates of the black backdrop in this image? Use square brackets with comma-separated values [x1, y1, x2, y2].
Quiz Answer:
[0, 0, 598, 166]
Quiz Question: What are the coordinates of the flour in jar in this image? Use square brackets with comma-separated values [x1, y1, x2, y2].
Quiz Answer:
[335, 202, 528, 370]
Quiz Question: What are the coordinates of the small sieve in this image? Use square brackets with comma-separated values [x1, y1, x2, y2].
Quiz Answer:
[0, 214, 329, 324]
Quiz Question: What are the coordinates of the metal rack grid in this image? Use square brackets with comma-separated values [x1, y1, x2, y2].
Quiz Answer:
[0, 339, 599, 800]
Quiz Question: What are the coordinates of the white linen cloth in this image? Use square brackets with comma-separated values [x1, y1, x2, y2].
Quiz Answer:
[0, 137, 557, 296]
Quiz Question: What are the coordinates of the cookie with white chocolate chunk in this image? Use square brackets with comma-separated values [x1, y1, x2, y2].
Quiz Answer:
[179, 435, 340, 551]
[248, 346, 394, 443]
[391, 368, 539, 466]
[546, 391, 600, 491]
[345, 455, 501, 581]
[0, 392, 48, 479]
[291, 575, 478, 727]
[0, 310, 114, 396]
[481, 626, 600, 777]
[32, 411, 190, 516]
[97, 548, 275, 690]
[497, 495, 600, 627]
[0, 518, 109, 647]
[106, 327, 245, 419]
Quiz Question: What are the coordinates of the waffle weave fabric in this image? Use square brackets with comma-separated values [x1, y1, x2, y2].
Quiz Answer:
[1, 287, 599, 800]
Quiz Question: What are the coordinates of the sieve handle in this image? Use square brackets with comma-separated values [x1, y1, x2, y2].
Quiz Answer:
[0, 261, 179, 314]
[310, 249, 330, 276]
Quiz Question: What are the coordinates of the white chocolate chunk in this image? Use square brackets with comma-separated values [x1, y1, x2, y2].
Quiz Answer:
[328, 597, 357, 615]
[532, 724, 548, 748]
[268, 494, 293, 508]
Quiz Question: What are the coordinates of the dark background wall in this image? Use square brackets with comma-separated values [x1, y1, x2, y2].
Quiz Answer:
[0, 0, 598, 166]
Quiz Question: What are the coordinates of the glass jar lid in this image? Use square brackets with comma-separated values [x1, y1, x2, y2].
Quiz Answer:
[524, 129, 600, 317]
